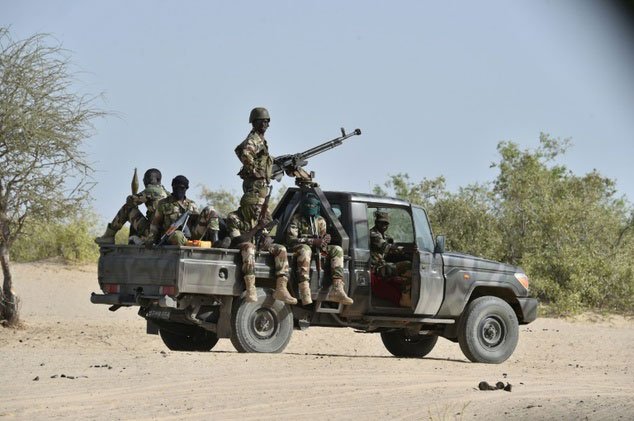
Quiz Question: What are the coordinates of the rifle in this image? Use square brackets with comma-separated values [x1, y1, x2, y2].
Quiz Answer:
[230, 218, 279, 248]
[310, 216, 321, 277]
[271, 128, 362, 182]
[131, 168, 139, 195]
[157, 211, 190, 246]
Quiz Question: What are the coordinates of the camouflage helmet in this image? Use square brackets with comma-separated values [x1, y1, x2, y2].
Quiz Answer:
[374, 209, 389, 223]
[171, 175, 189, 189]
[143, 168, 161, 186]
[240, 191, 265, 207]
[249, 107, 270, 123]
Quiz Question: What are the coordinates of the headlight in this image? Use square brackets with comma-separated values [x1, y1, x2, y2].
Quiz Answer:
[514, 273, 529, 291]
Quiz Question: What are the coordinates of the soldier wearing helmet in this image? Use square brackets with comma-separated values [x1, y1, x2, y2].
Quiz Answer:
[95, 168, 169, 245]
[234, 107, 275, 198]
[145, 175, 219, 246]
[284, 193, 354, 306]
[369, 209, 412, 307]
[226, 191, 296, 305]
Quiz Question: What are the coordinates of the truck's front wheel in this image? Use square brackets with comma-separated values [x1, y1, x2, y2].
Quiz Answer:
[381, 330, 438, 358]
[159, 323, 219, 352]
[457, 296, 519, 363]
[230, 288, 293, 353]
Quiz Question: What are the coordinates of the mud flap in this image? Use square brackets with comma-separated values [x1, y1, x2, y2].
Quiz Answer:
[216, 295, 233, 338]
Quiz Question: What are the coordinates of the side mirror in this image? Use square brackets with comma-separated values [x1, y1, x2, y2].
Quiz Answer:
[434, 235, 446, 254]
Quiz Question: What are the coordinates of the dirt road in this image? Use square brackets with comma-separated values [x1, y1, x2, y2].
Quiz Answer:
[1, 262, 632, 420]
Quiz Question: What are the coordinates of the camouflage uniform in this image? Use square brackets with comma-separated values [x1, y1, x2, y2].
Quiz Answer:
[149, 195, 200, 245]
[227, 193, 295, 304]
[286, 214, 345, 281]
[95, 181, 168, 245]
[285, 199, 353, 305]
[235, 130, 273, 198]
[370, 211, 412, 307]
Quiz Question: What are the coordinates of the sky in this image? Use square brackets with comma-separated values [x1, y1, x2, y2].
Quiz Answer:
[2, 0, 634, 221]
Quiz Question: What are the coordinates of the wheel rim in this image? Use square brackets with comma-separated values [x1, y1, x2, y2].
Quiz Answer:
[478, 316, 505, 348]
[251, 308, 277, 340]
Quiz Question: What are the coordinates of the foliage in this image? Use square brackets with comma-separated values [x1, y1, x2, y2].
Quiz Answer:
[199, 184, 289, 217]
[375, 134, 634, 315]
[0, 28, 105, 323]
[12, 211, 101, 263]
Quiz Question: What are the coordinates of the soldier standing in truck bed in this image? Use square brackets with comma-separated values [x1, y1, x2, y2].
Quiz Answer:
[95, 168, 168, 245]
[235, 107, 275, 198]
[285, 193, 354, 306]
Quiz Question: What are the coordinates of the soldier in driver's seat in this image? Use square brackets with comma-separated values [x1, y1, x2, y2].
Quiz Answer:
[369, 210, 412, 307]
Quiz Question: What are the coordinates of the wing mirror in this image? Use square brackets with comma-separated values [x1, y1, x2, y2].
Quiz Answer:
[434, 235, 446, 254]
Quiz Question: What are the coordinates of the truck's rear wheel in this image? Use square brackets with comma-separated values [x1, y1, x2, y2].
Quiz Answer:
[230, 288, 293, 353]
[159, 323, 219, 352]
[380, 330, 438, 358]
[457, 296, 519, 363]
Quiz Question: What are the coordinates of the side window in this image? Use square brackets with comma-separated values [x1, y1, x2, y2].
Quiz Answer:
[412, 206, 434, 252]
[351, 202, 369, 249]
[367, 207, 414, 243]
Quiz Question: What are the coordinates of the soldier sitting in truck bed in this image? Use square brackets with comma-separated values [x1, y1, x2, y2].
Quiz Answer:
[95, 168, 168, 245]
[145, 175, 220, 246]
[285, 192, 353, 306]
[226, 191, 297, 305]
[370, 209, 412, 307]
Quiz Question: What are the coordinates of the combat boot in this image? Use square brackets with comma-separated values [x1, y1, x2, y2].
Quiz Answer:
[94, 224, 117, 245]
[244, 275, 258, 303]
[298, 281, 313, 305]
[326, 278, 354, 305]
[273, 276, 298, 305]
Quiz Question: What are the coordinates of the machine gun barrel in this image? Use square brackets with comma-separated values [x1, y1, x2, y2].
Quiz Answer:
[272, 128, 361, 181]
[300, 128, 361, 161]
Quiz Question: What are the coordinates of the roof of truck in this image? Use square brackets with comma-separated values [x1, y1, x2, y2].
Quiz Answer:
[286, 187, 412, 207]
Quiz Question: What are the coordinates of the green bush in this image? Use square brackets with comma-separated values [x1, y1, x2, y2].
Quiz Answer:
[12, 212, 102, 263]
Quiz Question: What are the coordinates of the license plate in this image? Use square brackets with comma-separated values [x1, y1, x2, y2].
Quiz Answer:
[146, 309, 171, 320]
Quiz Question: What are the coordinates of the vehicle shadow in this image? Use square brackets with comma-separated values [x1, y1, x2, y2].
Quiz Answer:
[210, 349, 468, 363]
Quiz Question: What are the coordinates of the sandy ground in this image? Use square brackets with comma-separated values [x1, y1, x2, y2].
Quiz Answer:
[1, 262, 633, 421]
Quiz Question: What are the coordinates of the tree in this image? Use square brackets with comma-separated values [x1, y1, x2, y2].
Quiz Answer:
[375, 134, 634, 314]
[0, 28, 105, 325]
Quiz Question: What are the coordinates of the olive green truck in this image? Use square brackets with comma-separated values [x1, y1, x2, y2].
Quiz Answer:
[92, 186, 537, 364]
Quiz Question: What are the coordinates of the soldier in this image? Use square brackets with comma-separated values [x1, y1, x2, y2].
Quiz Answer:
[235, 107, 275, 198]
[370, 209, 412, 307]
[285, 193, 354, 306]
[226, 191, 296, 304]
[146, 175, 219, 246]
[95, 168, 168, 245]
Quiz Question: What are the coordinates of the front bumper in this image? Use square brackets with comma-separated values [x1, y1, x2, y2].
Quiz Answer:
[517, 297, 538, 324]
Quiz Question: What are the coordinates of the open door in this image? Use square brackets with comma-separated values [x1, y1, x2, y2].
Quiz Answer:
[410, 206, 444, 315]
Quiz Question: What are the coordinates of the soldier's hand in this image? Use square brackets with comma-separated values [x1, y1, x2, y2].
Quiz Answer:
[126, 195, 136, 206]
[321, 233, 331, 247]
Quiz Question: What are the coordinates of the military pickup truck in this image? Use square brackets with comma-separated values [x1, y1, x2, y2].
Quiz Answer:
[92, 185, 537, 364]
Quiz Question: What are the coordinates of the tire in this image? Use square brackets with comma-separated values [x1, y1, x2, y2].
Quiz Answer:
[457, 296, 519, 364]
[380, 330, 438, 358]
[230, 288, 293, 353]
[159, 324, 219, 352]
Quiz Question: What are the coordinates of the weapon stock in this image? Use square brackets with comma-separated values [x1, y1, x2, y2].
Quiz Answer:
[272, 127, 362, 181]
[157, 211, 190, 246]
